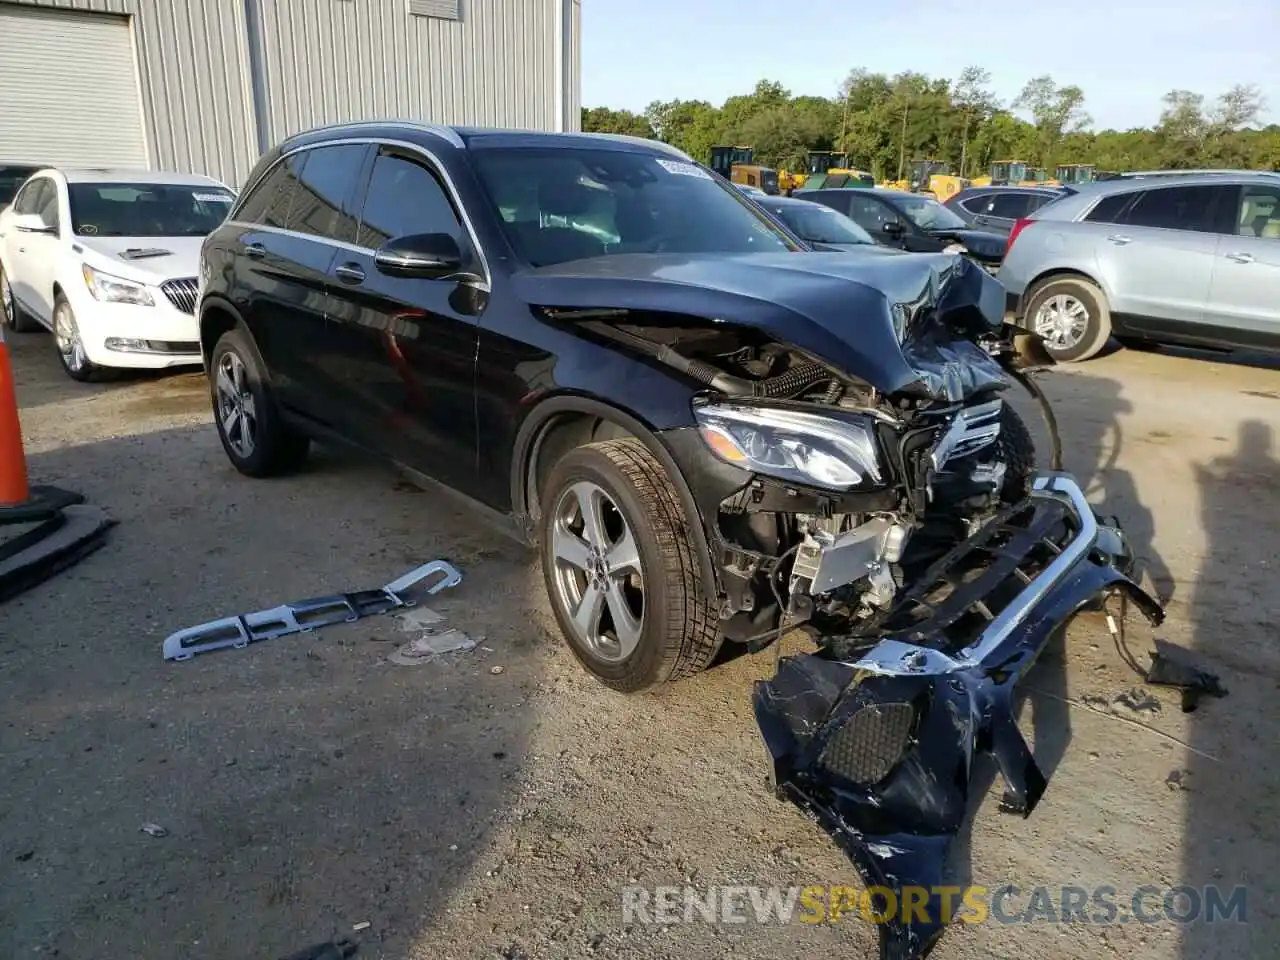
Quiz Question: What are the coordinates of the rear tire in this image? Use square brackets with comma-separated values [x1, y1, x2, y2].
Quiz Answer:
[540, 438, 722, 692]
[0, 263, 39, 333]
[998, 404, 1037, 502]
[1024, 276, 1111, 363]
[210, 327, 310, 477]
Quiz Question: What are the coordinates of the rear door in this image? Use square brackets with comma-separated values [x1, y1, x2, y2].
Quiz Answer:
[321, 144, 481, 491]
[230, 146, 365, 420]
[1093, 184, 1230, 328]
[1205, 183, 1280, 346]
[969, 191, 1037, 235]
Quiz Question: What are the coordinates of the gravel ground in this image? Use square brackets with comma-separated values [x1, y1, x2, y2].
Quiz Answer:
[1, 328, 1277, 960]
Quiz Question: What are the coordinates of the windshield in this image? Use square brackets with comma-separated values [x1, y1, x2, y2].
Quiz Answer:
[68, 182, 236, 237]
[773, 202, 873, 245]
[895, 195, 967, 231]
[471, 147, 797, 267]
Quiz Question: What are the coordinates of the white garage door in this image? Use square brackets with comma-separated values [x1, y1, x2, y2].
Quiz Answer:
[0, 4, 148, 167]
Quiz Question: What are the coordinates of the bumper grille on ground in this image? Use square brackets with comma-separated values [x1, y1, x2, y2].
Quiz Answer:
[160, 277, 198, 314]
[818, 701, 915, 785]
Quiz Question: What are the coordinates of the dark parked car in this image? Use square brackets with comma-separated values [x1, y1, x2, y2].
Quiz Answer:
[753, 194, 899, 254]
[801, 186, 1008, 268]
[198, 122, 1156, 960]
[944, 185, 1068, 235]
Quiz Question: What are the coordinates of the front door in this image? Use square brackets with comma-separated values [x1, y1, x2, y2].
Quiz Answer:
[1098, 183, 1229, 328]
[322, 145, 481, 492]
[3, 177, 60, 323]
[1205, 183, 1280, 345]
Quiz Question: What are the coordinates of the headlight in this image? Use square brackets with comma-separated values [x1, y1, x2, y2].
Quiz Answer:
[81, 264, 154, 306]
[694, 403, 882, 489]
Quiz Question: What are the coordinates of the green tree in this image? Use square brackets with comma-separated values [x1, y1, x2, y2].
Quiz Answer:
[1013, 75, 1091, 167]
[953, 66, 998, 177]
[580, 107, 654, 139]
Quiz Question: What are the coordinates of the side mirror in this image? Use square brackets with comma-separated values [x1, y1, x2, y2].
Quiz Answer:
[13, 213, 55, 235]
[881, 221, 905, 237]
[374, 232, 471, 280]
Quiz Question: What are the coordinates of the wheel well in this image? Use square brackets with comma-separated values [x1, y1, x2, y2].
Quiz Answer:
[1025, 268, 1104, 304]
[524, 412, 635, 520]
[200, 304, 239, 364]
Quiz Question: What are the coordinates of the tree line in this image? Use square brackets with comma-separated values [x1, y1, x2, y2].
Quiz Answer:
[581, 71, 1278, 180]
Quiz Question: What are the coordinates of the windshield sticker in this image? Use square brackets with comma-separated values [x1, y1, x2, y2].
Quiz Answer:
[194, 192, 235, 204]
[655, 158, 712, 180]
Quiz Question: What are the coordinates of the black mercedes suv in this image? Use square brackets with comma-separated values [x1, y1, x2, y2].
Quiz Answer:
[199, 123, 1160, 958]
[197, 122, 1141, 697]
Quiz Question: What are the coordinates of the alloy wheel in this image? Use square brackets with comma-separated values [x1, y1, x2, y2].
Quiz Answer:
[549, 480, 645, 662]
[54, 302, 87, 373]
[215, 351, 258, 459]
[1033, 294, 1089, 349]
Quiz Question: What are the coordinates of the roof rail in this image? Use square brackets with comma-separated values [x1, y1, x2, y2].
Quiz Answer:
[1112, 168, 1280, 179]
[281, 119, 465, 149]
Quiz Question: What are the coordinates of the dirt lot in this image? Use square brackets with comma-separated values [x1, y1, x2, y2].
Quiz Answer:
[1, 328, 1277, 960]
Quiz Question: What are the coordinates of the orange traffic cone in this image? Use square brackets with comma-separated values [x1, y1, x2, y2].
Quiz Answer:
[0, 325, 32, 506]
[0, 326, 115, 602]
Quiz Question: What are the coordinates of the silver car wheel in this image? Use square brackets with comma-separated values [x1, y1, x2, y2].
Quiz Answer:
[1032, 294, 1090, 349]
[549, 480, 645, 663]
[215, 351, 258, 459]
[53, 301, 86, 373]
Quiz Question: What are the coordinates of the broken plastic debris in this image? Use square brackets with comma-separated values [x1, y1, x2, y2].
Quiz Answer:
[389, 627, 476, 665]
[1144, 639, 1228, 712]
[490, 665, 505, 675]
[162, 560, 463, 661]
[140, 823, 169, 838]
[351, 921, 371, 932]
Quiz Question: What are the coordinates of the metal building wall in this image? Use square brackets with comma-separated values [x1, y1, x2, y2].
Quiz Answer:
[251, 0, 567, 148]
[5, 0, 260, 187]
[8, 0, 581, 188]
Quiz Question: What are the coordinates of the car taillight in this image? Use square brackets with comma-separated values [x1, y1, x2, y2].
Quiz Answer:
[1006, 217, 1033, 251]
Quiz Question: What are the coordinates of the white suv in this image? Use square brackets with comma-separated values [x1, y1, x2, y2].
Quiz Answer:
[0, 168, 235, 381]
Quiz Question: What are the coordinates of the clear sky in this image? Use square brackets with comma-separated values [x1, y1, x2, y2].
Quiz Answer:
[581, 0, 1277, 131]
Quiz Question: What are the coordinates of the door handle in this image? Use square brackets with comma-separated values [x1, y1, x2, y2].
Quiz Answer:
[334, 262, 366, 285]
[245, 242, 266, 260]
[1225, 251, 1255, 264]
[1105, 234, 1132, 245]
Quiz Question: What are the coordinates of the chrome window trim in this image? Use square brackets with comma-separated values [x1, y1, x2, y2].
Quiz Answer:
[228, 135, 491, 291]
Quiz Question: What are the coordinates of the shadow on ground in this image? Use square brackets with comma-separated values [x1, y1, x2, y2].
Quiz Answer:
[0, 425, 540, 959]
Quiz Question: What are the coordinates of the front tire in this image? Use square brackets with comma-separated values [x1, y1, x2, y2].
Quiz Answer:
[1, 263, 39, 333]
[540, 438, 722, 693]
[52, 295, 103, 382]
[210, 327, 309, 477]
[1025, 276, 1111, 363]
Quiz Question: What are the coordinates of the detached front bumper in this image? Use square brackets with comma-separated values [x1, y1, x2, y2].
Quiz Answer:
[753, 473, 1163, 960]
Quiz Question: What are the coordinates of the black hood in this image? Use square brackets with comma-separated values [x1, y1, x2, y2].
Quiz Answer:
[925, 228, 1007, 263]
[510, 252, 1008, 400]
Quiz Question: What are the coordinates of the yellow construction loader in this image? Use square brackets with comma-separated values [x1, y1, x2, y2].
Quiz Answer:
[709, 145, 780, 195]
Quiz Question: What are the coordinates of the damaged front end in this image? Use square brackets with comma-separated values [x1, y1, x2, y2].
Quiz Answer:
[754, 475, 1163, 959]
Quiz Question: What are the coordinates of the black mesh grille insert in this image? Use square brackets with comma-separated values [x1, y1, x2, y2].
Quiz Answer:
[818, 701, 914, 785]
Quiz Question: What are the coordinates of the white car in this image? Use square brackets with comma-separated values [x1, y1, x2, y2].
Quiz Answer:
[0, 168, 235, 381]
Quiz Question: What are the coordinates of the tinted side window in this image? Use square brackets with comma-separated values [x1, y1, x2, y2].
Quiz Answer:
[34, 180, 60, 231]
[846, 195, 897, 231]
[235, 159, 298, 228]
[12, 179, 40, 215]
[989, 193, 1033, 219]
[1122, 185, 1222, 232]
[286, 145, 368, 243]
[357, 149, 461, 248]
[959, 194, 993, 214]
[1084, 192, 1133, 224]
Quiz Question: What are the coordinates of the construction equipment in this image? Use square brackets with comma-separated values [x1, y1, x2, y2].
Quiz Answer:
[796, 151, 875, 191]
[900, 158, 968, 201]
[971, 160, 1029, 187]
[1055, 164, 1096, 186]
[709, 145, 779, 195]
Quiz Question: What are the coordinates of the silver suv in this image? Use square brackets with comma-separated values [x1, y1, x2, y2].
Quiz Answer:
[998, 171, 1280, 362]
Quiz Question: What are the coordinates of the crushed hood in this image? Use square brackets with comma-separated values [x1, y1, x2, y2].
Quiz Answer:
[511, 251, 1008, 399]
[74, 235, 204, 284]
